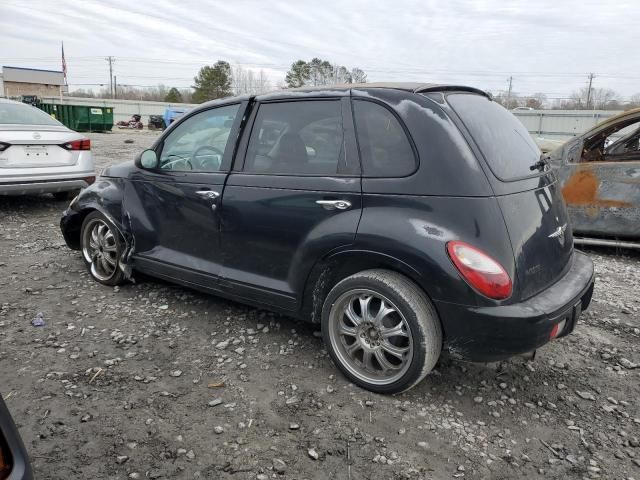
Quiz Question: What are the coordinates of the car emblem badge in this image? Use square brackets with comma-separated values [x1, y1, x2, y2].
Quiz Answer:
[32, 132, 41, 140]
[548, 223, 567, 245]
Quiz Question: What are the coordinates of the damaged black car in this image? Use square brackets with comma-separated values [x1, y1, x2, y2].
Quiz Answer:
[61, 83, 595, 393]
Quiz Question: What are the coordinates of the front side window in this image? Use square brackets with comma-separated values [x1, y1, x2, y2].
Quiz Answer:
[159, 104, 239, 172]
[244, 101, 347, 175]
[583, 119, 640, 162]
[352, 100, 416, 177]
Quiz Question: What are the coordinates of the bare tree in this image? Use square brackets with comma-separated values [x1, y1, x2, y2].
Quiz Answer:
[350, 68, 367, 84]
[628, 93, 640, 109]
[524, 92, 547, 109]
[565, 87, 620, 109]
[232, 66, 272, 95]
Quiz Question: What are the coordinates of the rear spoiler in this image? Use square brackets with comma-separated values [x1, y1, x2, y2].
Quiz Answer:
[415, 85, 490, 98]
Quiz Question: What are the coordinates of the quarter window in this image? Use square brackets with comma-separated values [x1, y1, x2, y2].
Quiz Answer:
[159, 104, 239, 172]
[352, 100, 416, 177]
[244, 101, 347, 175]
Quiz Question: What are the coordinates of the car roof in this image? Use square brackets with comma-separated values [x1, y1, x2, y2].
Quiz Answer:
[191, 83, 492, 114]
[287, 82, 489, 96]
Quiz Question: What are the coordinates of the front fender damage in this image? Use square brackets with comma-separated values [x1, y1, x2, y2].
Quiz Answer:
[91, 207, 136, 282]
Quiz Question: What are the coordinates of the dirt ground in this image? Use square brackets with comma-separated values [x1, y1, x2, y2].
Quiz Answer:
[1, 130, 639, 480]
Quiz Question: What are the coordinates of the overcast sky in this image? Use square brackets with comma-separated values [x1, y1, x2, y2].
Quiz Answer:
[1, 0, 638, 101]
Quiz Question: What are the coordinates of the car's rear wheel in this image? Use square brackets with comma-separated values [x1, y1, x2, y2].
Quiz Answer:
[80, 211, 126, 286]
[321, 269, 442, 394]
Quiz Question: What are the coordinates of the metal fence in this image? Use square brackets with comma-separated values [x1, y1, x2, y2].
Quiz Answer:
[36, 96, 622, 139]
[512, 110, 621, 141]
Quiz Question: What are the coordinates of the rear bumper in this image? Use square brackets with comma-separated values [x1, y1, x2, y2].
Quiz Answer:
[435, 251, 595, 362]
[0, 396, 33, 480]
[0, 178, 89, 196]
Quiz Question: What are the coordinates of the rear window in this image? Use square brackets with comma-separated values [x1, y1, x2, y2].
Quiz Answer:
[447, 94, 541, 180]
[0, 102, 61, 126]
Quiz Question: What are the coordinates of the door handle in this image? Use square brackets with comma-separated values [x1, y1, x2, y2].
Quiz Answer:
[195, 190, 221, 211]
[195, 190, 220, 200]
[316, 199, 352, 210]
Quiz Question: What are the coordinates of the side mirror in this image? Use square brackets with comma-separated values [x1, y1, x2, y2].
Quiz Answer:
[136, 149, 159, 169]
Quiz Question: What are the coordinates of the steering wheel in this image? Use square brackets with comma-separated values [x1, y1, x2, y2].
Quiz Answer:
[191, 145, 224, 170]
[163, 155, 193, 171]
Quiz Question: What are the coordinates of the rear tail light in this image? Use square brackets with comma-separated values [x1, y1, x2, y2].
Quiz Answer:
[83, 176, 96, 185]
[0, 435, 12, 479]
[62, 139, 91, 151]
[550, 319, 567, 339]
[0, 142, 10, 152]
[446, 241, 512, 300]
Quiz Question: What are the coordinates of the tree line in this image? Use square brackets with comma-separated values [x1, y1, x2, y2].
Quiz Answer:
[69, 59, 640, 110]
[491, 87, 640, 110]
[69, 58, 367, 104]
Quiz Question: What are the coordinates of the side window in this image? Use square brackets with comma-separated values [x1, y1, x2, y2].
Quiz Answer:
[244, 101, 347, 175]
[159, 104, 239, 172]
[603, 121, 640, 160]
[582, 119, 640, 163]
[353, 100, 416, 177]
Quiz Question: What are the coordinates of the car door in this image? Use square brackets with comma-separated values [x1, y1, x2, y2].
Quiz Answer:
[126, 102, 246, 289]
[219, 97, 362, 310]
[556, 113, 640, 239]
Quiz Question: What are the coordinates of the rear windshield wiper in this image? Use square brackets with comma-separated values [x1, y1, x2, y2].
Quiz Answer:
[529, 154, 550, 171]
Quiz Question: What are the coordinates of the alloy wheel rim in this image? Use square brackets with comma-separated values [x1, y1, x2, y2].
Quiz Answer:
[82, 219, 118, 281]
[328, 289, 413, 385]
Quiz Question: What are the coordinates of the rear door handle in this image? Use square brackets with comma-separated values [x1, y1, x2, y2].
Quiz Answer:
[196, 190, 220, 200]
[195, 190, 221, 211]
[316, 199, 351, 210]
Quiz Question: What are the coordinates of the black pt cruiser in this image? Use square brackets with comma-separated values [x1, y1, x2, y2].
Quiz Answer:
[60, 83, 595, 393]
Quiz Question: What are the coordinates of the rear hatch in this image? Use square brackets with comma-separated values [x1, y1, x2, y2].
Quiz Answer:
[0, 126, 79, 168]
[447, 93, 574, 300]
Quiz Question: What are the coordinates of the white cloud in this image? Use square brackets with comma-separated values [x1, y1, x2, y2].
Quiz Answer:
[1, 0, 638, 99]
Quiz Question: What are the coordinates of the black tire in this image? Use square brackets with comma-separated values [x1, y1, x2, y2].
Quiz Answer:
[80, 211, 127, 286]
[321, 269, 442, 394]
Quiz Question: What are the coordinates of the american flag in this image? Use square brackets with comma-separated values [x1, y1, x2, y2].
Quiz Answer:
[61, 41, 67, 84]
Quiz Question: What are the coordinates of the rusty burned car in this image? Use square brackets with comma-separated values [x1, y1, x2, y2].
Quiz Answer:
[60, 83, 595, 393]
[549, 108, 640, 248]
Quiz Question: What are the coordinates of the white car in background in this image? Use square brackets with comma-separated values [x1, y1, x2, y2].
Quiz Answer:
[0, 98, 95, 199]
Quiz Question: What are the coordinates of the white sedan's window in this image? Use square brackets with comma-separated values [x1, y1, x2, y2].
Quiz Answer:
[0, 102, 61, 126]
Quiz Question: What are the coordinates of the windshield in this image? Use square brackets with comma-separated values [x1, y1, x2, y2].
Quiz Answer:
[447, 93, 541, 180]
[0, 102, 62, 126]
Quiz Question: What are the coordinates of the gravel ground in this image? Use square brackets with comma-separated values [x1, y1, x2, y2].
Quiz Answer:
[0, 130, 639, 480]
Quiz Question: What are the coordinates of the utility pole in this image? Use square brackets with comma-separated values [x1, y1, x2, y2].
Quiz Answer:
[113, 75, 117, 99]
[105, 56, 115, 98]
[586, 73, 595, 109]
[506, 76, 513, 109]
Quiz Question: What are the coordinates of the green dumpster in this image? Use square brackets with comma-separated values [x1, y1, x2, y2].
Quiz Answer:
[38, 103, 114, 132]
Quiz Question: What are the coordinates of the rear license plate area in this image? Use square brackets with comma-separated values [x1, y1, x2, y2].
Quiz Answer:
[24, 145, 49, 157]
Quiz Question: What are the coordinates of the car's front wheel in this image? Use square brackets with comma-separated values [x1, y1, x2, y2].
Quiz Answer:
[80, 211, 126, 286]
[321, 269, 442, 394]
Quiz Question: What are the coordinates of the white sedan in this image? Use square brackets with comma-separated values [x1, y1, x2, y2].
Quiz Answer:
[0, 98, 95, 199]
